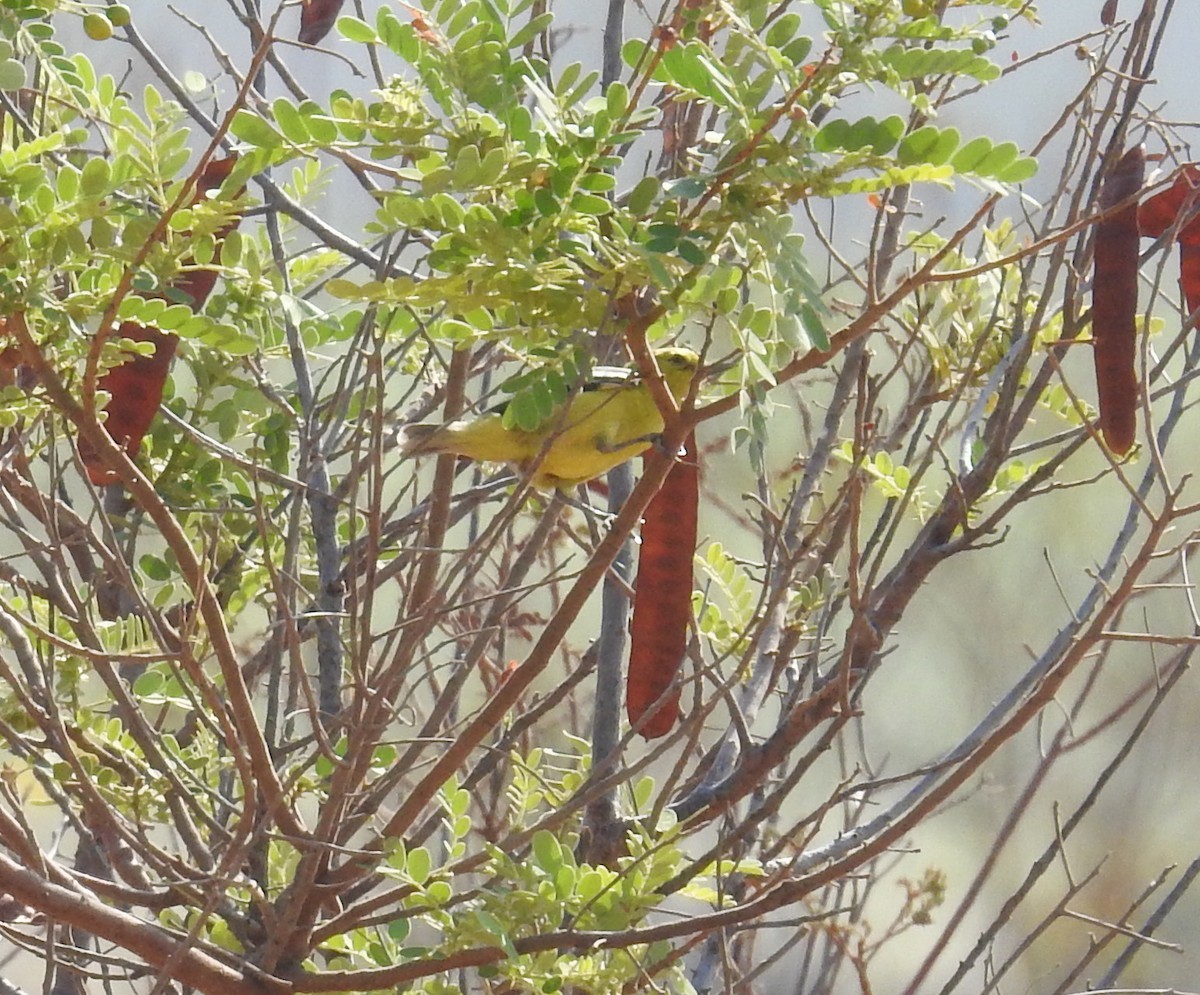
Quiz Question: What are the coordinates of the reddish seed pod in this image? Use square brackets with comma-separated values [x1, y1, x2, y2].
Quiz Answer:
[299, 0, 345, 46]
[1137, 165, 1200, 318]
[1179, 242, 1200, 317]
[626, 433, 699, 740]
[1137, 165, 1200, 240]
[1092, 145, 1145, 455]
[82, 156, 242, 485]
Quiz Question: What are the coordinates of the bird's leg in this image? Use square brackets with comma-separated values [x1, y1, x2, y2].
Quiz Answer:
[625, 432, 688, 459]
[651, 433, 688, 459]
[559, 483, 608, 519]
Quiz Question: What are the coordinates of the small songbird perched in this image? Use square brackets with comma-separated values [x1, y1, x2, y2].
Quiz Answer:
[400, 347, 701, 490]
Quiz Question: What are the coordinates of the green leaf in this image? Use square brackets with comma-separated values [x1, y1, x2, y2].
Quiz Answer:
[56, 165, 79, 201]
[475, 910, 517, 958]
[556, 61, 582, 99]
[882, 44, 1001, 83]
[272, 98, 310, 144]
[633, 775, 655, 810]
[477, 147, 506, 186]
[950, 136, 994, 174]
[576, 868, 605, 902]
[452, 144, 481, 188]
[507, 105, 533, 141]
[996, 156, 1038, 183]
[133, 298, 166, 324]
[139, 554, 171, 581]
[821, 163, 954, 195]
[377, 7, 417, 60]
[531, 830, 562, 872]
[80, 156, 111, 197]
[662, 176, 707, 199]
[765, 12, 801, 48]
[897, 125, 960, 167]
[197, 322, 257, 355]
[627, 176, 659, 215]
[299, 101, 339, 144]
[782, 36, 812, 65]
[644, 219, 679, 249]
[554, 863, 576, 899]
[528, 380, 555, 423]
[867, 115, 905, 154]
[503, 390, 543, 431]
[326, 278, 364, 299]
[572, 192, 611, 215]
[0, 59, 26, 91]
[230, 109, 282, 150]
[533, 187, 558, 217]
[406, 846, 431, 884]
[155, 304, 195, 331]
[816, 116, 905, 154]
[813, 118, 852, 153]
[606, 80, 628, 119]
[974, 140, 1019, 178]
[661, 42, 712, 94]
[579, 172, 615, 192]
[337, 16, 377, 43]
[676, 238, 708, 266]
[132, 669, 164, 696]
[432, 192, 465, 227]
[622, 38, 650, 70]
[508, 11, 552, 50]
[116, 295, 146, 321]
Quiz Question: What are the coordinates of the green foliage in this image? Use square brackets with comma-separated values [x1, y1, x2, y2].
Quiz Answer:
[506, 744, 590, 827]
[0, 36, 25, 89]
[695, 542, 759, 657]
[256, 0, 1039, 380]
[834, 441, 931, 518]
[496, 343, 591, 432]
[904, 221, 1038, 390]
[815, 115, 907, 155]
[898, 124, 961, 167]
[0, 0, 1069, 991]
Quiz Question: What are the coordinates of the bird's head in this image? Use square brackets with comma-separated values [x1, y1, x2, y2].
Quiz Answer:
[651, 347, 702, 397]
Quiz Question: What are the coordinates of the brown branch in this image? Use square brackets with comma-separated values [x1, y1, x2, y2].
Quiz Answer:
[7, 311, 304, 840]
[0, 851, 285, 994]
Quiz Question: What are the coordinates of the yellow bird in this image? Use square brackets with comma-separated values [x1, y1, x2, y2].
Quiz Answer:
[401, 347, 701, 490]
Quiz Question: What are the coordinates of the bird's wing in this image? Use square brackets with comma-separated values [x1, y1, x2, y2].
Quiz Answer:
[481, 364, 635, 420]
[587, 364, 638, 386]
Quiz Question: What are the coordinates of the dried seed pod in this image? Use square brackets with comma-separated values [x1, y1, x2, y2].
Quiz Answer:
[626, 434, 698, 739]
[1092, 145, 1145, 455]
